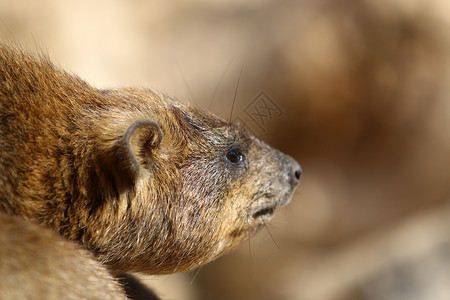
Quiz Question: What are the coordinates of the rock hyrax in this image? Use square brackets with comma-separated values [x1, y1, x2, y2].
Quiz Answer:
[0, 44, 301, 285]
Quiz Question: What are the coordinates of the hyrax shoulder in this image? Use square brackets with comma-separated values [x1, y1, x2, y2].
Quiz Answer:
[0, 213, 125, 300]
[0, 44, 301, 279]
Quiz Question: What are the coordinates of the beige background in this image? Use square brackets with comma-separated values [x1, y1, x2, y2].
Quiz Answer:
[2, 0, 450, 299]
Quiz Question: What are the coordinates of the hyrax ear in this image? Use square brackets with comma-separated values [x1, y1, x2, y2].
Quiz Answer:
[121, 119, 163, 176]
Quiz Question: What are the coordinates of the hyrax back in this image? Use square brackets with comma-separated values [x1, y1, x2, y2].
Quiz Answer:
[0, 214, 125, 300]
[0, 44, 301, 277]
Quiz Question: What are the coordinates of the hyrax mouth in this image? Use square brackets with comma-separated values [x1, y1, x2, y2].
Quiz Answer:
[249, 189, 296, 225]
[252, 206, 276, 224]
[252, 206, 276, 219]
[248, 198, 279, 224]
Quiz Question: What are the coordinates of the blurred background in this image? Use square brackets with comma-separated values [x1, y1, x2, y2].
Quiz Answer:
[2, 0, 450, 299]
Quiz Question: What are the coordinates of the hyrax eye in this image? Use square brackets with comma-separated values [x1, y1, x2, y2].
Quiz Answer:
[226, 149, 244, 164]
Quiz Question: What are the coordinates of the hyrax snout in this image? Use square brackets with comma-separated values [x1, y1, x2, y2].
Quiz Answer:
[0, 43, 301, 280]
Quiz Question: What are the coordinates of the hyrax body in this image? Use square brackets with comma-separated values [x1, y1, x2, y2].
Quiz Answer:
[0, 213, 125, 300]
[0, 44, 301, 295]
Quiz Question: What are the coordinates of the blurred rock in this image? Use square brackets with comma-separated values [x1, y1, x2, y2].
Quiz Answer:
[2, 0, 450, 299]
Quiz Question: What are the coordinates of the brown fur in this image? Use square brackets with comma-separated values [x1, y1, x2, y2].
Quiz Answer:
[0, 213, 125, 299]
[0, 44, 301, 295]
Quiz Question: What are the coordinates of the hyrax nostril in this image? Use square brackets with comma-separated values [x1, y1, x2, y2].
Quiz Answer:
[288, 158, 302, 186]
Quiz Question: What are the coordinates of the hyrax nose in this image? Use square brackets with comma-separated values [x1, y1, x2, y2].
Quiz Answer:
[288, 157, 302, 186]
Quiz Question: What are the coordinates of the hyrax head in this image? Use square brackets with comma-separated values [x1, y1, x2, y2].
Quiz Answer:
[89, 90, 301, 274]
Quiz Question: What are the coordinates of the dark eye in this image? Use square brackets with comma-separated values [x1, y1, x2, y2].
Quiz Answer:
[226, 149, 244, 164]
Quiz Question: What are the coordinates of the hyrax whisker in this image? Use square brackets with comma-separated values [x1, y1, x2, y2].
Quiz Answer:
[263, 222, 280, 250]
[173, 247, 187, 273]
[189, 267, 203, 285]
[174, 58, 197, 105]
[247, 226, 254, 269]
[229, 66, 243, 124]
[208, 57, 235, 111]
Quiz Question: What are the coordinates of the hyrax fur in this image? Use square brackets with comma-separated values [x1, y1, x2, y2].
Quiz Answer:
[0, 214, 125, 300]
[0, 44, 301, 294]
